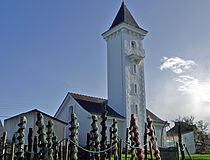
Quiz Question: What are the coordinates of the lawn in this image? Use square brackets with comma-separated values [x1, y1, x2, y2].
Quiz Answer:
[111, 154, 210, 160]
[184, 154, 210, 160]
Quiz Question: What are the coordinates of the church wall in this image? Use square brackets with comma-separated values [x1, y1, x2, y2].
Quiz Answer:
[104, 27, 147, 144]
[107, 32, 125, 118]
[153, 122, 168, 147]
[55, 95, 126, 146]
[4, 112, 36, 143]
[55, 96, 92, 146]
[55, 100, 69, 122]
[123, 30, 146, 144]
[117, 118, 125, 141]
[4, 110, 66, 143]
[182, 131, 196, 154]
[167, 131, 196, 154]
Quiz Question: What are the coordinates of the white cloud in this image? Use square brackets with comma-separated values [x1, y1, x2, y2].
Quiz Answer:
[155, 55, 210, 131]
[176, 75, 199, 92]
[176, 75, 210, 103]
[160, 56, 196, 74]
[160, 56, 210, 103]
[147, 77, 210, 131]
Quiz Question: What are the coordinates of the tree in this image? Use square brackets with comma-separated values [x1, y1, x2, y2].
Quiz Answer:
[195, 120, 208, 153]
[173, 115, 195, 126]
[173, 115, 209, 153]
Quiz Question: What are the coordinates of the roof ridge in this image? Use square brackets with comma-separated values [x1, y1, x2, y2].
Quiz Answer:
[68, 92, 107, 101]
[146, 109, 167, 123]
[5, 108, 68, 125]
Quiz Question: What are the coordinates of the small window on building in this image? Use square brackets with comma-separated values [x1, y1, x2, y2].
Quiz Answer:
[67, 105, 74, 121]
[70, 106, 74, 113]
[134, 84, 137, 94]
[133, 64, 137, 73]
[135, 105, 138, 115]
[131, 41, 136, 49]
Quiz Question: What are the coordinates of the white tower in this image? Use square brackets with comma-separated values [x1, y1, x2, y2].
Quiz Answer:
[102, 2, 148, 142]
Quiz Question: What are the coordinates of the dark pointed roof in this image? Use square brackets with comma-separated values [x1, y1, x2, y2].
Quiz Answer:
[110, 2, 140, 29]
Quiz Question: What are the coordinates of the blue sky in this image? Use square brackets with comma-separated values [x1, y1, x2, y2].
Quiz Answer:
[0, 0, 210, 130]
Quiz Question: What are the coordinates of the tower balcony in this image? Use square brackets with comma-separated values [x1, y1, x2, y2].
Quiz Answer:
[127, 49, 145, 64]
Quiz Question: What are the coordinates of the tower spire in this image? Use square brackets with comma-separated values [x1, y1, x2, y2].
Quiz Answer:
[110, 2, 140, 29]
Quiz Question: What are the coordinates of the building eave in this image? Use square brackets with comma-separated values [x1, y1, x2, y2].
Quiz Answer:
[5, 109, 68, 125]
[102, 22, 148, 40]
[54, 93, 70, 117]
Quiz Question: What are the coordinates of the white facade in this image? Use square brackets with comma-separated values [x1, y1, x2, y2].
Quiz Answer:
[102, 23, 147, 143]
[55, 94, 92, 146]
[153, 122, 168, 147]
[4, 110, 67, 143]
[167, 131, 196, 154]
[182, 131, 196, 154]
[54, 94, 125, 146]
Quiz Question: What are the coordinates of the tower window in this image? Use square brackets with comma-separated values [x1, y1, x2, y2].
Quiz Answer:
[131, 41, 136, 49]
[135, 105, 138, 115]
[133, 64, 137, 73]
[134, 84, 137, 94]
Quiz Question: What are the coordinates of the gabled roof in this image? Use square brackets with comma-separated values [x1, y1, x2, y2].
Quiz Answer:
[69, 92, 125, 119]
[5, 109, 68, 125]
[55, 92, 167, 123]
[110, 2, 141, 30]
[69, 92, 106, 103]
[167, 122, 195, 136]
[67, 92, 167, 123]
[146, 109, 167, 124]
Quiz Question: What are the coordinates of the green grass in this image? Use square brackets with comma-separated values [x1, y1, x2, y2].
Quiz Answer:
[111, 154, 210, 160]
[184, 154, 210, 160]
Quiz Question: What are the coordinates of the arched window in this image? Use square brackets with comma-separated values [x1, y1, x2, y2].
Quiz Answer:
[131, 41, 136, 49]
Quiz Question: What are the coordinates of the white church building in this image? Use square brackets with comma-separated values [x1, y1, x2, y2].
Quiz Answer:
[54, 2, 168, 147]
